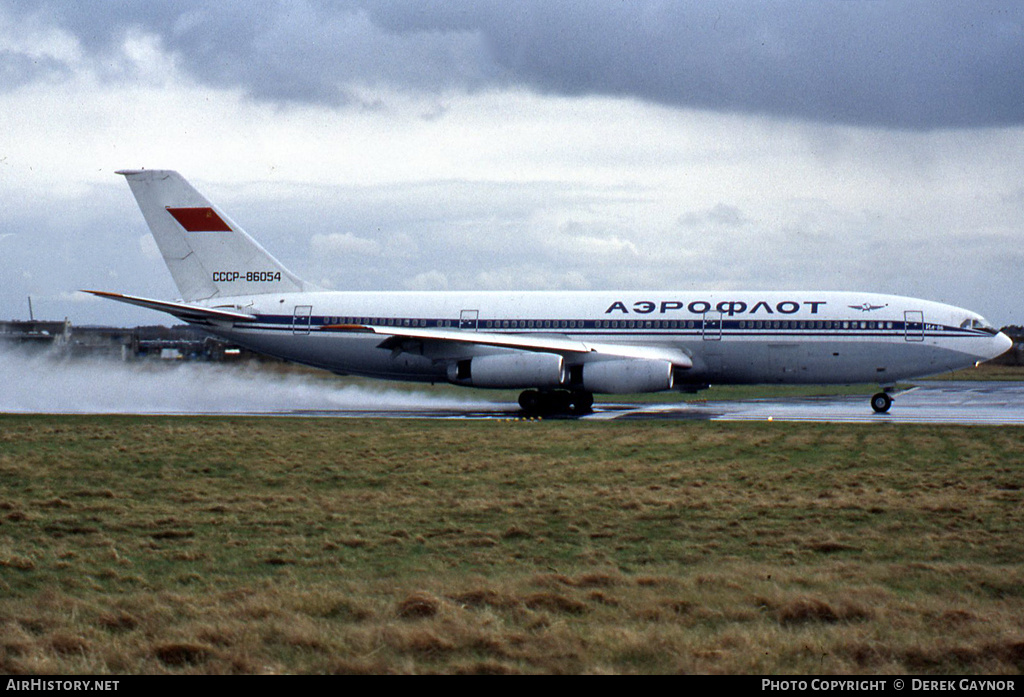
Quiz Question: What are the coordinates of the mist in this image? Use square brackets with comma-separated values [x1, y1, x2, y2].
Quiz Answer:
[0, 347, 499, 415]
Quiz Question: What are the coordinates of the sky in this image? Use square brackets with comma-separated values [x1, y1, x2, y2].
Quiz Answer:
[2, 0, 1023, 327]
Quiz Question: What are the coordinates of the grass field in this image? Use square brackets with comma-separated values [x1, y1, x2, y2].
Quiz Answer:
[1, 415, 1023, 674]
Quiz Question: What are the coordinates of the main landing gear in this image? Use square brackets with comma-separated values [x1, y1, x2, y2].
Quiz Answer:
[518, 389, 594, 416]
[870, 392, 893, 414]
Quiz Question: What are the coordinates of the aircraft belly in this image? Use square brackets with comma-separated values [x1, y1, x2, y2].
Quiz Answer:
[216, 328, 446, 381]
[694, 340, 975, 385]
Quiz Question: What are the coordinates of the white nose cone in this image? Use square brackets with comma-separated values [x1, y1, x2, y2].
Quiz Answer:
[991, 332, 1014, 360]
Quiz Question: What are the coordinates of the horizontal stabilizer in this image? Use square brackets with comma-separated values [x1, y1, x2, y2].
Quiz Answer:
[82, 290, 256, 323]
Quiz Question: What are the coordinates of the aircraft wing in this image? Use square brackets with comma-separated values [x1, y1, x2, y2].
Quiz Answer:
[328, 323, 693, 368]
[82, 291, 257, 323]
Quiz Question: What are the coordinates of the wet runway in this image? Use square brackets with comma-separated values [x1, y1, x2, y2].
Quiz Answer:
[593, 381, 1024, 425]
[280, 381, 1024, 425]
[6, 347, 1022, 424]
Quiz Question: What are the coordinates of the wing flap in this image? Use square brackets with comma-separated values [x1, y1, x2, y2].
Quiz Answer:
[327, 323, 693, 368]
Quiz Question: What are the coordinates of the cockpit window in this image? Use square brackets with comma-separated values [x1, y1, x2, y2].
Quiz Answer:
[960, 317, 1000, 335]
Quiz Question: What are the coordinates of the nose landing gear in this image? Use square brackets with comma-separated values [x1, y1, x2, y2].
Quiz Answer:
[870, 392, 893, 413]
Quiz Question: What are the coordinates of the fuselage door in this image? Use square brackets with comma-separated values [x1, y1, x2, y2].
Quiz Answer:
[292, 305, 312, 335]
[904, 310, 924, 342]
[702, 311, 723, 341]
[459, 309, 479, 331]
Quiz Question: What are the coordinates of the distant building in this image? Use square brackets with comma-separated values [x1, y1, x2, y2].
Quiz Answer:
[68, 325, 137, 360]
[2, 319, 253, 361]
[0, 319, 71, 348]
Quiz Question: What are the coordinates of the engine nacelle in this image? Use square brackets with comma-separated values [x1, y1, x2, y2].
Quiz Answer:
[582, 359, 674, 394]
[447, 352, 566, 388]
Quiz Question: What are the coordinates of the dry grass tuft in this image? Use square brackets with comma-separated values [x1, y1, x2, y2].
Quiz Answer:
[775, 597, 843, 624]
[449, 589, 519, 610]
[261, 556, 296, 566]
[901, 644, 988, 672]
[326, 657, 403, 675]
[153, 642, 215, 667]
[0, 553, 36, 571]
[529, 571, 623, 589]
[48, 633, 89, 656]
[531, 573, 575, 588]
[843, 642, 890, 668]
[989, 640, 1024, 670]
[384, 626, 456, 655]
[934, 609, 979, 628]
[150, 530, 194, 540]
[575, 572, 622, 588]
[757, 595, 874, 625]
[452, 660, 522, 675]
[805, 541, 860, 554]
[396, 592, 442, 619]
[586, 590, 620, 606]
[523, 592, 587, 615]
[96, 612, 139, 632]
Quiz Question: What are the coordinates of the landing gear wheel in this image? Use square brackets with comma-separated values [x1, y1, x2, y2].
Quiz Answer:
[518, 390, 541, 412]
[870, 392, 893, 414]
[518, 389, 592, 416]
[548, 391, 572, 414]
[569, 391, 594, 415]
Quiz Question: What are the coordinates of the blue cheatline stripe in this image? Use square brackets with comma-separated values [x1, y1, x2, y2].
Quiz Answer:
[232, 313, 983, 339]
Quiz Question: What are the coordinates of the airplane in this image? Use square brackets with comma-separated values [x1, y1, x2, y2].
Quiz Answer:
[86, 169, 1012, 415]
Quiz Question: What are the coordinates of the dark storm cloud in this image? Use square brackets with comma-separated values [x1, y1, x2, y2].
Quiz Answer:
[5, 0, 1024, 128]
[3, 0, 496, 103]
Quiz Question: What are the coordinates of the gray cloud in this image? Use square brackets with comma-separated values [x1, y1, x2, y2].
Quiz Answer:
[0, 50, 70, 89]
[5, 0, 1023, 129]
[2, 1, 1023, 330]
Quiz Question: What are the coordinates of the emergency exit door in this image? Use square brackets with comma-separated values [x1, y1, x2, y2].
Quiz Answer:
[292, 305, 312, 335]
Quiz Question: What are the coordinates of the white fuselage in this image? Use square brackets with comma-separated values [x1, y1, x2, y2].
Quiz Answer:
[99, 170, 1012, 408]
[197, 289, 1011, 389]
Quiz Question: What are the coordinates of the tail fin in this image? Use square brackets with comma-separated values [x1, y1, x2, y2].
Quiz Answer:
[117, 169, 306, 301]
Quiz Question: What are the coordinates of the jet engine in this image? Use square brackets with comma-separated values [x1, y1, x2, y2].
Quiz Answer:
[447, 352, 566, 388]
[581, 358, 674, 394]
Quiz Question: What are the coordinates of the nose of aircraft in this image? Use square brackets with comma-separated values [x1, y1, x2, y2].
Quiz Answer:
[992, 331, 1014, 360]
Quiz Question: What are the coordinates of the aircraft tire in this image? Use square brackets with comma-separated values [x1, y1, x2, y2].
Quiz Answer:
[518, 390, 542, 412]
[519, 389, 592, 416]
[570, 391, 594, 415]
[870, 392, 893, 413]
[548, 391, 572, 414]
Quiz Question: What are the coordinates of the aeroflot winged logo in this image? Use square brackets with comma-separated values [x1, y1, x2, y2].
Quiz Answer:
[848, 303, 888, 312]
[166, 207, 232, 232]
